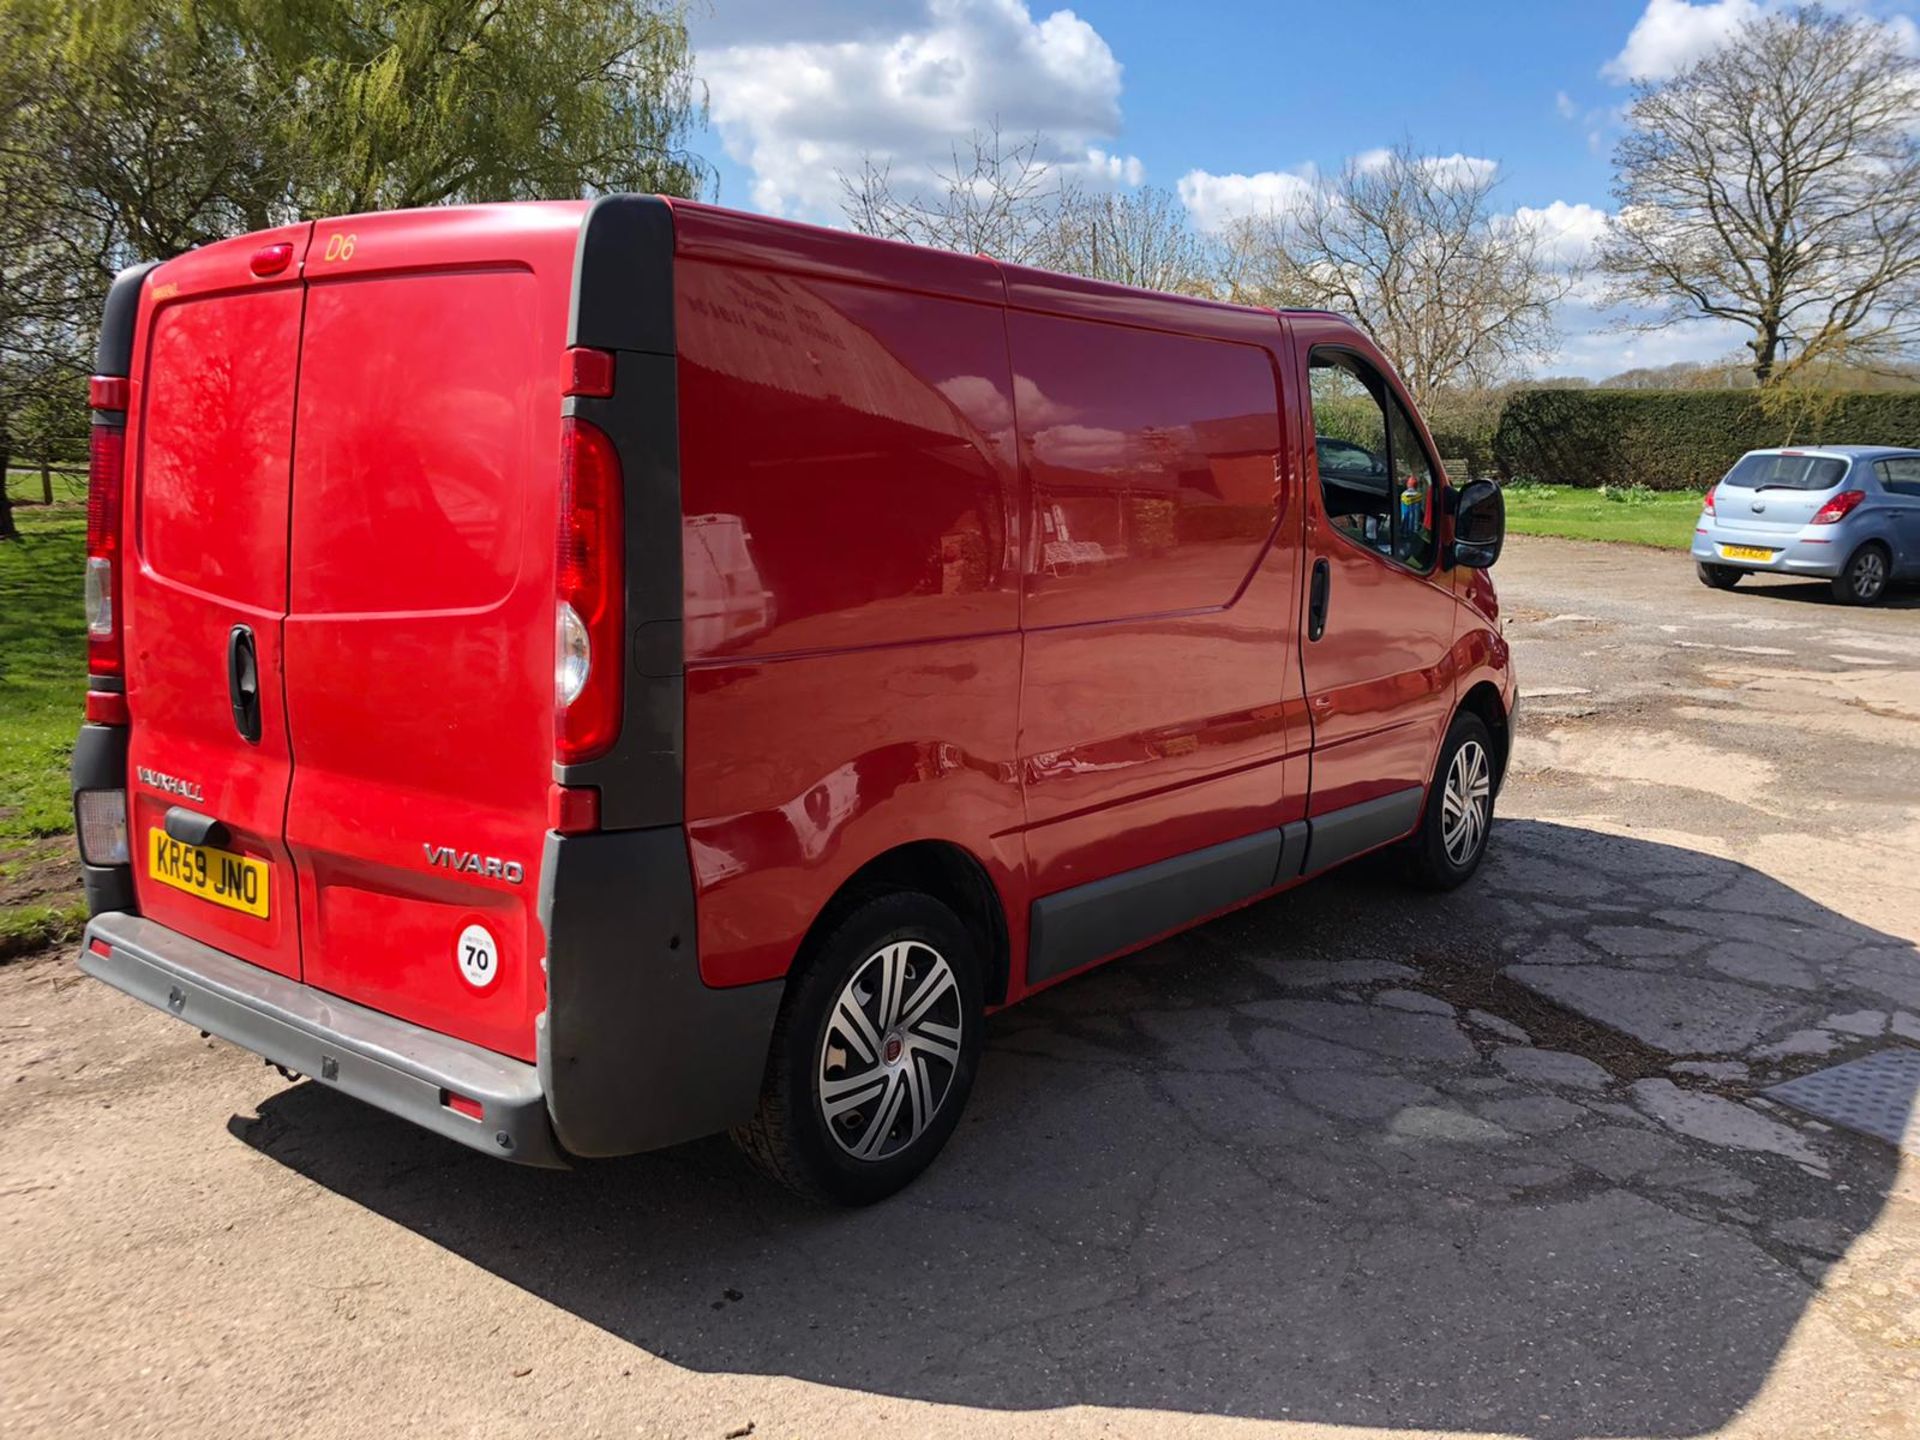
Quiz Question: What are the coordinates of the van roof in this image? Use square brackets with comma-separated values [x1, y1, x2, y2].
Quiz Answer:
[662, 197, 1361, 342]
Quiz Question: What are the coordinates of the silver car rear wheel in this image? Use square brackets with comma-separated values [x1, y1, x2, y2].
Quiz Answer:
[1841, 546, 1888, 604]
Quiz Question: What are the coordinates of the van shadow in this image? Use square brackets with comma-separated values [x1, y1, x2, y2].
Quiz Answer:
[235, 819, 1913, 1437]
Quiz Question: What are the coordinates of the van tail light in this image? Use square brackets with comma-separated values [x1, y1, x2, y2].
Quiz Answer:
[1702, 484, 1717, 516]
[75, 788, 130, 865]
[85, 380, 129, 679]
[1811, 489, 1866, 524]
[554, 417, 624, 764]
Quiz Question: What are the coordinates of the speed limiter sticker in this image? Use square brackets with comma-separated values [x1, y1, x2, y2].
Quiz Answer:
[457, 923, 500, 989]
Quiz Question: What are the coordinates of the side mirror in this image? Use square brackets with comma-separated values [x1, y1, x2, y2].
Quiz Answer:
[1450, 479, 1505, 569]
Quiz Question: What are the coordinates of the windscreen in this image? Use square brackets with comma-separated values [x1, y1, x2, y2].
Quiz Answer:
[1722, 452, 1849, 492]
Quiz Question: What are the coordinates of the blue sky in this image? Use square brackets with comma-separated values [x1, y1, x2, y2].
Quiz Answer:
[685, 0, 1919, 378]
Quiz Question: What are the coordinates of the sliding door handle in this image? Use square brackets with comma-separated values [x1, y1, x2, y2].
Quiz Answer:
[1307, 558, 1331, 642]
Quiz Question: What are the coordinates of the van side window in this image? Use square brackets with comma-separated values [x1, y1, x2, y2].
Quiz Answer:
[1877, 456, 1920, 496]
[1308, 352, 1436, 572]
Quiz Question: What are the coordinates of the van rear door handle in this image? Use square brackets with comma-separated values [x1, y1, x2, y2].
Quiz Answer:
[227, 625, 262, 745]
[1307, 558, 1331, 642]
[163, 806, 231, 848]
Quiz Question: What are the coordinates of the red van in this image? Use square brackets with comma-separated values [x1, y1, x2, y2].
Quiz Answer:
[72, 197, 1513, 1203]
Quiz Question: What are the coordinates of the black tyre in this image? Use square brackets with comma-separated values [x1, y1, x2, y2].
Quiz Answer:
[1403, 712, 1497, 891]
[1696, 562, 1742, 590]
[732, 891, 984, 1205]
[1831, 543, 1891, 605]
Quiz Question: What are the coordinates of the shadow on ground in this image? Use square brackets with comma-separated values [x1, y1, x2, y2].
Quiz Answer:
[1723, 574, 1920, 609]
[236, 819, 1913, 1438]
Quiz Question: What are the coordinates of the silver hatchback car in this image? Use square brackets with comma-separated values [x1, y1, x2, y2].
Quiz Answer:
[1693, 446, 1920, 604]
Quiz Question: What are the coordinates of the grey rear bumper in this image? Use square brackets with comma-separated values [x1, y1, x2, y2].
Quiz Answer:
[80, 912, 567, 1168]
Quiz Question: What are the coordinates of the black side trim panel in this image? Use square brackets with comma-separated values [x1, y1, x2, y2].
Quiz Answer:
[537, 826, 783, 1157]
[80, 913, 565, 1168]
[569, 194, 676, 357]
[1028, 825, 1304, 987]
[558, 195, 684, 830]
[1300, 786, 1424, 877]
[71, 723, 135, 916]
[94, 260, 161, 376]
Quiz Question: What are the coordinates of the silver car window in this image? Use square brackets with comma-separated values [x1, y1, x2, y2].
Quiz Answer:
[1722, 453, 1848, 491]
[1875, 456, 1920, 497]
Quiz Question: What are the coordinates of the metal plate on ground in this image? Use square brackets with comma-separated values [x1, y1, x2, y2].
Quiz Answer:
[1764, 1047, 1920, 1155]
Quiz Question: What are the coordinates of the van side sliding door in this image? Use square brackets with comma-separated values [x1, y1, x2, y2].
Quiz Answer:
[1010, 294, 1309, 989]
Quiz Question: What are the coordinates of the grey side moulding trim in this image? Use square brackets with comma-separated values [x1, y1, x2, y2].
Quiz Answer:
[1027, 823, 1309, 987]
[557, 194, 685, 831]
[79, 912, 566, 1168]
[1299, 786, 1424, 877]
[537, 826, 783, 1158]
[71, 723, 135, 916]
[1024, 785, 1426, 988]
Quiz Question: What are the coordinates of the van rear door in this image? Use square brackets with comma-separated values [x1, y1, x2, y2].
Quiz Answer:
[280, 206, 584, 1062]
[123, 225, 313, 980]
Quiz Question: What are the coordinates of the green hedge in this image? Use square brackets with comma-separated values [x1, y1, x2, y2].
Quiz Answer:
[1492, 389, 1920, 491]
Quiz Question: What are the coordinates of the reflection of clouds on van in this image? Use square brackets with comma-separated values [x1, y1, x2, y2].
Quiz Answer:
[684, 513, 776, 655]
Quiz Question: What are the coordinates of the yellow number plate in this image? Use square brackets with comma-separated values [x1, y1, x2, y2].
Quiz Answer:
[147, 829, 270, 918]
[1719, 543, 1774, 562]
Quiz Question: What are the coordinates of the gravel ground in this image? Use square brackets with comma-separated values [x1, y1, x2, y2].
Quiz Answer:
[3, 535, 1917, 1440]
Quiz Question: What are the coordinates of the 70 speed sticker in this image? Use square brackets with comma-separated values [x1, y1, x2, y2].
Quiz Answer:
[457, 923, 500, 989]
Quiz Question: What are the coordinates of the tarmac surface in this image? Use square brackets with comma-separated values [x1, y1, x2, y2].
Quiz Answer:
[3, 536, 1918, 1439]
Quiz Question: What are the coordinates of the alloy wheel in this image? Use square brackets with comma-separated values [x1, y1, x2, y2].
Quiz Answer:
[817, 940, 964, 1161]
[1853, 550, 1887, 601]
[1441, 739, 1491, 866]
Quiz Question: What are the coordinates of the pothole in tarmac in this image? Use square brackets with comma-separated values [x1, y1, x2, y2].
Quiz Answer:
[1397, 948, 1678, 1083]
[1374, 950, 1907, 1107]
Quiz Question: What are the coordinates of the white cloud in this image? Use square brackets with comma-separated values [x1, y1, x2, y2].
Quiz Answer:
[1555, 90, 1578, 119]
[1547, 314, 1748, 378]
[1512, 200, 1610, 268]
[1419, 153, 1500, 188]
[1603, 0, 1764, 82]
[1603, 0, 1919, 83]
[1175, 167, 1316, 232]
[1084, 147, 1146, 187]
[1352, 149, 1497, 186]
[698, 0, 1141, 218]
[1178, 151, 1498, 233]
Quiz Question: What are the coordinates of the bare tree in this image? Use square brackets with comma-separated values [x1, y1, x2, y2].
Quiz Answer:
[841, 128, 1221, 298]
[1598, 5, 1920, 386]
[1221, 142, 1564, 407]
[841, 126, 1079, 270]
[1056, 186, 1216, 296]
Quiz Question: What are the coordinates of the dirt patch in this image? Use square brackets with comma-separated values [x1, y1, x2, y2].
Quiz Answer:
[0, 836, 85, 962]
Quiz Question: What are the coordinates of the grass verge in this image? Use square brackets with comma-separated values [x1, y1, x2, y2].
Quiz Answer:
[1502, 482, 1704, 551]
[0, 501, 87, 959]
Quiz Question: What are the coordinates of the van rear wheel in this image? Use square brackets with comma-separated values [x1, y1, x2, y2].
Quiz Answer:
[732, 891, 983, 1205]
[1403, 712, 1497, 891]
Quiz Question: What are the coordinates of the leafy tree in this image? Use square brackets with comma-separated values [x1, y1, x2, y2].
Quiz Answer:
[231, 0, 709, 214]
[1599, 4, 1920, 386]
[0, 0, 709, 539]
